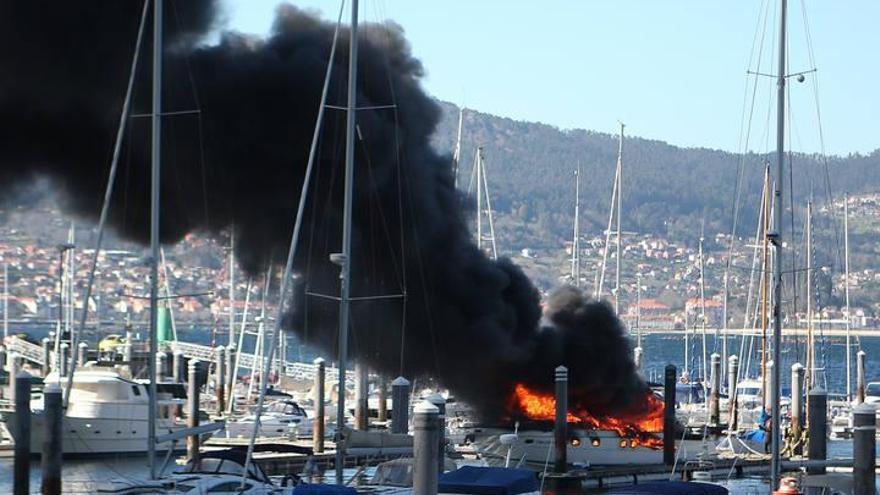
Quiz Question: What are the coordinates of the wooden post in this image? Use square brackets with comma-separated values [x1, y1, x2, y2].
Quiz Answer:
[156, 351, 168, 381]
[313, 358, 325, 454]
[214, 346, 225, 414]
[852, 403, 876, 495]
[355, 362, 369, 430]
[9, 353, 21, 404]
[172, 350, 185, 383]
[727, 355, 739, 431]
[554, 365, 568, 473]
[663, 364, 676, 465]
[377, 375, 388, 423]
[225, 345, 236, 407]
[12, 370, 31, 495]
[790, 363, 804, 455]
[41, 338, 51, 376]
[709, 353, 721, 426]
[59, 342, 69, 377]
[41, 383, 63, 495]
[856, 350, 866, 404]
[413, 400, 440, 495]
[807, 388, 827, 480]
[187, 359, 201, 465]
[391, 376, 410, 434]
[77, 341, 89, 368]
[426, 393, 447, 474]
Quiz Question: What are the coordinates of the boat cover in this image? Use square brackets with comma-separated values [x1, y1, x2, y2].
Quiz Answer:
[293, 483, 359, 495]
[438, 466, 538, 495]
[606, 481, 728, 495]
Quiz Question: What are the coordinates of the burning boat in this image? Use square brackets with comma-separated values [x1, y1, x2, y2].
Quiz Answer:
[465, 383, 666, 468]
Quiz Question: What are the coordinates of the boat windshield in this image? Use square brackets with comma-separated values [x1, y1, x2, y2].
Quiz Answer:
[265, 401, 306, 416]
[176, 455, 269, 483]
[738, 387, 761, 397]
[866, 383, 880, 397]
[371, 460, 413, 487]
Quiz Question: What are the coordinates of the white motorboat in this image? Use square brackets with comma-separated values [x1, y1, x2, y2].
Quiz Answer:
[1, 367, 189, 455]
[469, 427, 663, 468]
[97, 448, 288, 494]
[223, 399, 321, 439]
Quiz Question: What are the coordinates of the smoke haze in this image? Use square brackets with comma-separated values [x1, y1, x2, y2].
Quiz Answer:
[0, 1, 650, 421]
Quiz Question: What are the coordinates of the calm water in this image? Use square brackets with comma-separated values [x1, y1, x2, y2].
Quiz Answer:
[637, 332, 880, 395]
[1, 329, 876, 493]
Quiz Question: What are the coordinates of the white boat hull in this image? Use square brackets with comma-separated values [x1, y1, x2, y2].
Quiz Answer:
[3, 409, 187, 455]
[470, 428, 663, 468]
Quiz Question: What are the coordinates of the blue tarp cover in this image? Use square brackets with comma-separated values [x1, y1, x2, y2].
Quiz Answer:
[606, 481, 728, 495]
[292, 483, 359, 495]
[438, 466, 539, 495]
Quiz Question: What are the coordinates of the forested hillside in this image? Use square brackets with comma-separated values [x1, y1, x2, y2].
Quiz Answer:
[431, 101, 880, 251]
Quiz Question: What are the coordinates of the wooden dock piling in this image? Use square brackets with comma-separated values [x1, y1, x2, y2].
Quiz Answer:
[313, 357, 325, 454]
[12, 370, 31, 495]
[187, 359, 201, 465]
[663, 364, 676, 466]
[391, 376, 410, 434]
[554, 365, 568, 473]
[853, 403, 876, 495]
[413, 400, 440, 495]
[41, 383, 62, 495]
[807, 386, 827, 495]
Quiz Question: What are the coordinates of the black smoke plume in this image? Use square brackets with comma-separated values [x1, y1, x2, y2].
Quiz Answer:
[0, 1, 650, 421]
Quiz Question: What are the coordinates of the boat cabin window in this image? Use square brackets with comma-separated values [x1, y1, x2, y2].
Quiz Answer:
[266, 401, 306, 416]
[131, 386, 141, 396]
[71, 381, 136, 401]
[866, 383, 880, 397]
[738, 386, 761, 397]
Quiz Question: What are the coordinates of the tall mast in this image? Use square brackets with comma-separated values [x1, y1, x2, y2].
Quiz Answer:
[721, 264, 729, 388]
[698, 235, 708, 384]
[844, 194, 852, 401]
[147, 0, 163, 479]
[615, 123, 624, 314]
[335, 0, 359, 482]
[228, 227, 235, 347]
[476, 147, 483, 251]
[2, 263, 7, 339]
[571, 167, 580, 287]
[760, 164, 770, 403]
[635, 272, 642, 348]
[452, 107, 464, 189]
[769, 0, 787, 484]
[805, 201, 814, 388]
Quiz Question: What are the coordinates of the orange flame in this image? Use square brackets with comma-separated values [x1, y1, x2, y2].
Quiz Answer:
[512, 383, 664, 449]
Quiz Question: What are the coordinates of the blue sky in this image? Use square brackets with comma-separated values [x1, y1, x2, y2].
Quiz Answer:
[223, 1, 880, 155]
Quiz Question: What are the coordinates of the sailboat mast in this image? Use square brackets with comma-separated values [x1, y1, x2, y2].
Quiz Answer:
[844, 194, 852, 400]
[699, 235, 708, 384]
[760, 165, 770, 401]
[476, 147, 483, 251]
[571, 167, 580, 286]
[336, 0, 359, 482]
[452, 107, 463, 189]
[615, 123, 624, 314]
[770, 0, 787, 484]
[3, 263, 7, 339]
[806, 201, 814, 387]
[148, 0, 163, 479]
[229, 228, 235, 347]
